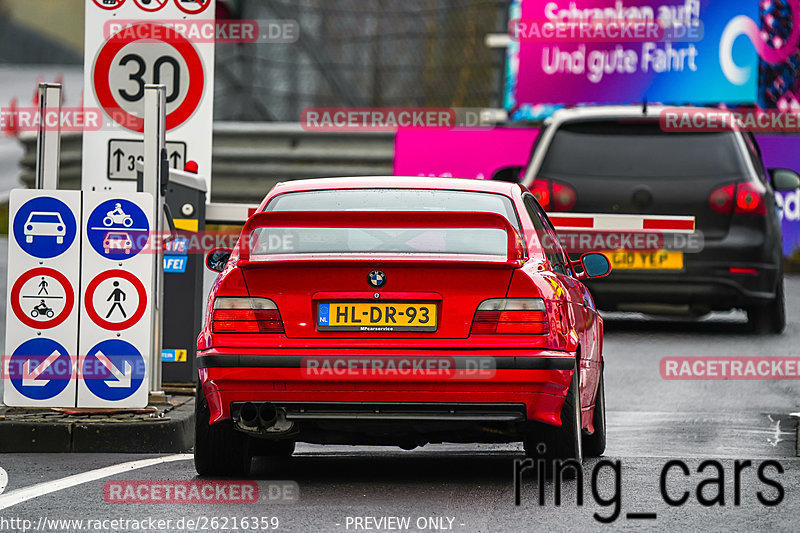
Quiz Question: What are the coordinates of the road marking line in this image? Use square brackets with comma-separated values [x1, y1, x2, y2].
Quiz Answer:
[0, 454, 191, 511]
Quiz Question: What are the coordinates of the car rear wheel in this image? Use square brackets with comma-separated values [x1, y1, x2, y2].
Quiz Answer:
[194, 384, 252, 476]
[523, 362, 583, 464]
[582, 370, 606, 457]
[747, 277, 786, 335]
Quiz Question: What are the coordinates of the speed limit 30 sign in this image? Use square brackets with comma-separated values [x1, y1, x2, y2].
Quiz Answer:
[81, 0, 214, 193]
[93, 23, 204, 132]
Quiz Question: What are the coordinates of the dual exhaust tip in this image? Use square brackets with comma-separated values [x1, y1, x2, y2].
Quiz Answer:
[239, 402, 278, 429]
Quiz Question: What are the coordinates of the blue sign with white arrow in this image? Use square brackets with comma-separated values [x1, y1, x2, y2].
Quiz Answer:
[9, 339, 73, 400]
[83, 340, 146, 401]
[86, 199, 150, 260]
[13, 197, 77, 259]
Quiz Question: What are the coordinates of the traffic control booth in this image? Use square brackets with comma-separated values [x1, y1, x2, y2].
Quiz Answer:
[138, 165, 208, 385]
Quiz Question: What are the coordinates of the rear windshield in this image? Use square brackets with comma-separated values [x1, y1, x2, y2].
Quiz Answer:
[265, 188, 520, 229]
[250, 227, 508, 256]
[540, 121, 747, 179]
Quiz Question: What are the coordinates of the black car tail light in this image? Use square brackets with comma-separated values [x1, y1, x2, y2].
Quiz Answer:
[531, 181, 551, 209]
[709, 182, 766, 215]
[709, 184, 734, 213]
[532, 179, 577, 211]
[734, 182, 767, 215]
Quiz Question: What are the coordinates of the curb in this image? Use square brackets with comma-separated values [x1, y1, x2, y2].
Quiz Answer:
[0, 397, 194, 453]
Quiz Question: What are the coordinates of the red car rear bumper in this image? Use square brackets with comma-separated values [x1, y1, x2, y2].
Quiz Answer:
[198, 348, 576, 427]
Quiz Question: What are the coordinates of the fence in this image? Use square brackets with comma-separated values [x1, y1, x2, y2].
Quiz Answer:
[18, 123, 396, 204]
[215, 0, 509, 121]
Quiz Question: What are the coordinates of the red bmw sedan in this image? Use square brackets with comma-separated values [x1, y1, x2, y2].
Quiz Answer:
[195, 177, 610, 475]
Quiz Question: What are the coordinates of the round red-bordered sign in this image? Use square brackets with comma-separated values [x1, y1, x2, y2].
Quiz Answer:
[11, 268, 75, 330]
[93, 23, 205, 132]
[93, 0, 127, 10]
[174, 0, 211, 15]
[133, 0, 168, 12]
[84, 270, 147, 331]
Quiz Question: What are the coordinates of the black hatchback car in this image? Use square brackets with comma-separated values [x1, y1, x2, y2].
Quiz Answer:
[510, 106, 800, 334]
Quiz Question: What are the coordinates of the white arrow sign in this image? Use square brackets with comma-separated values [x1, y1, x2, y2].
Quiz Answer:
[0, 467, 7, 495]
[21, 351, 62, 387]
[94, 351, 132, 389]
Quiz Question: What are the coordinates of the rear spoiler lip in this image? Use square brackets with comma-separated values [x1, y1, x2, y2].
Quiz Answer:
[238, 210, 528, 264]
[238, 254, 525, 269]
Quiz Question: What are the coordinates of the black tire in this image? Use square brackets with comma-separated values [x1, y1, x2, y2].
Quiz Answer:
[582, 370, 606, 457]
[748, 277, 786, 335]
[523, 362, 583, 463]
[194, 384, 252, 476]
[254, 439, 296, 457]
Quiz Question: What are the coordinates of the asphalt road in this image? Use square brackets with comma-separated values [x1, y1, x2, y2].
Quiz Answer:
[0, 238, 798, 531]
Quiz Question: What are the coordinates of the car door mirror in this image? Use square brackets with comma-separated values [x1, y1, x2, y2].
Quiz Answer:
[769, 168, 800, 191]
[206, 247, 233, 272]
[574, 252, 611, 279]
[491, 166, 524, 183]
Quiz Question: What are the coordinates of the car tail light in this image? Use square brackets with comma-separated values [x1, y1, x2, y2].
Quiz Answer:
[531, 179, 576, 211]
[709, 182, 766, 215]
[708, 184, 734, 213]
[734, 182, 767, 215]
[212, 297, 284, 334]
[530, 181, 551, 209]
[471, 298, 549, 335]
[729, 267, 758, 275]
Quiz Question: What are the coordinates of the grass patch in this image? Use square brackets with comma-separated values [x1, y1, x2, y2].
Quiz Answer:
[0, 202, 8, 236]
[786, 248, 800, 274]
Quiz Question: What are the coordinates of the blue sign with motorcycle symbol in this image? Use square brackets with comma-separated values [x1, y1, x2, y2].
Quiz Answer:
[86, 199, 149, 260]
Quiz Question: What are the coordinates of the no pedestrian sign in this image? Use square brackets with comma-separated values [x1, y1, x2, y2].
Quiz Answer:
[84, 270, 148, 331]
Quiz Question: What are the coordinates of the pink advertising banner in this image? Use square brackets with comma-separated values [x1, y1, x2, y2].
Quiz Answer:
[393, 127, 800, 256]
[393, 127, 540, 180]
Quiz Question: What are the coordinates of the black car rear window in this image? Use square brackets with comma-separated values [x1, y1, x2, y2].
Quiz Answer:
[265, 188, 521, 229]
[540, 121, 747, 179]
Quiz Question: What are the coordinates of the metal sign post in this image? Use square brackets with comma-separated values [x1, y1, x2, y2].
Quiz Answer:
[143, 85, 167, 404]
[35, 83, 63, 190]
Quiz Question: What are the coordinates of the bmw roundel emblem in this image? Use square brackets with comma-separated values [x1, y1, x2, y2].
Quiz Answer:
[368, 270, 386, 289]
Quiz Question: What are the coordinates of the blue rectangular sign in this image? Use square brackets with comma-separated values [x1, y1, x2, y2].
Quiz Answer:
[163, 256, 187, 273]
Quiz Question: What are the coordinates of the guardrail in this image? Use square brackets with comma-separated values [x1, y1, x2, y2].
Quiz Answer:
[18, 122, 396, 204]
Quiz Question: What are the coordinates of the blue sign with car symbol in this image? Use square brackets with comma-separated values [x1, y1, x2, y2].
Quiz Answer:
[13, 197, 77, 259]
